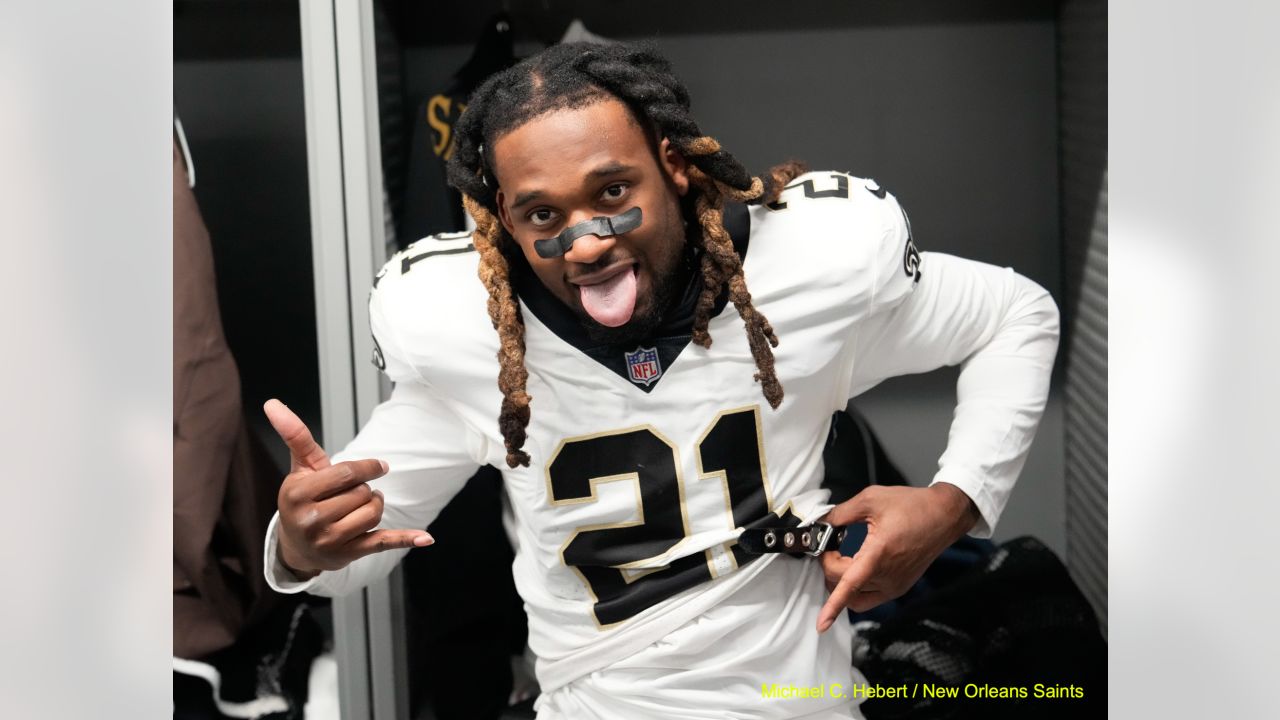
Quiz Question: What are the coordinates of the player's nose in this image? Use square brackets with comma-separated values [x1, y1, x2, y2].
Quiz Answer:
[563, 234, 615, 265]
[561, 213, 617, 265]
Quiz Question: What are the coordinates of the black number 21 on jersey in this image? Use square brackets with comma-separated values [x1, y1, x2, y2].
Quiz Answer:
[546, 406, 800, 627]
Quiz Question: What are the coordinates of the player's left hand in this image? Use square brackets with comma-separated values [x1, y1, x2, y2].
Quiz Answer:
[814, 483, 979, 633]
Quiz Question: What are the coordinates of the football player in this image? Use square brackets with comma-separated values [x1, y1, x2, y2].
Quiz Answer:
[262, 42, 1059, 719]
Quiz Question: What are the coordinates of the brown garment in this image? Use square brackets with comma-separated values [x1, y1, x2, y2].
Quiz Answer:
[173, 138, 283, 659]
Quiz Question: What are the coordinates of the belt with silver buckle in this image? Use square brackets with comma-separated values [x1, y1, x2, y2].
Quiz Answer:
[737, 521, 846, 557]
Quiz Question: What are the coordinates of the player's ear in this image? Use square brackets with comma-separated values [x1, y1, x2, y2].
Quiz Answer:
[494, 189, 516, 235]
[659, 137, 690, 197]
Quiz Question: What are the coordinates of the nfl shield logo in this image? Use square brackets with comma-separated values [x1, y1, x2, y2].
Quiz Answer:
[624, 346, 662, 386]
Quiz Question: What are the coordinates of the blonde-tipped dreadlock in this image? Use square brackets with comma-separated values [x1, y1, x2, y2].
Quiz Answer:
[446, 42, 805, 468]
[463, 194, 533, 468]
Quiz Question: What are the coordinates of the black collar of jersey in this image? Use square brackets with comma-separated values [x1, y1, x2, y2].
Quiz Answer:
[510, 201, 751, 392]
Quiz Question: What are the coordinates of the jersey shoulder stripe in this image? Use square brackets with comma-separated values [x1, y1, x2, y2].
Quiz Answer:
[374, 230, 476, 290]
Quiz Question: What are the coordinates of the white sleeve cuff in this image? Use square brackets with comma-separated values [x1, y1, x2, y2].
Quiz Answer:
[263, 512, 322, 594]
[929, 466, 999, 539]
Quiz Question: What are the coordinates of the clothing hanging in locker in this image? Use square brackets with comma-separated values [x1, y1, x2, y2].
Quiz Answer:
[400, 12, 516, 245]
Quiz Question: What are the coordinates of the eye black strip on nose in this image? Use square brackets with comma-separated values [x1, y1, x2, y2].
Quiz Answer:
[533, 206, 643, 259]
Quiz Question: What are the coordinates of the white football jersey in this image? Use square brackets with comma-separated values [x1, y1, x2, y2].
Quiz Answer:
[264, 171, 1060, 719]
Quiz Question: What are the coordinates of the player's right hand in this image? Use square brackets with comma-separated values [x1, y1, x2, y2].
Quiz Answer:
[264, 399, 434, 580]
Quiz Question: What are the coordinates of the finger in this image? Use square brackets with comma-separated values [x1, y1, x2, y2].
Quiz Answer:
[264, 399, 330, 472]
[821, 552, 852, 591]
[326, 490, 387, 542]
[313, 482, 376, 524]
[309, 458, 389, 501]
[817, 546, 882, 633]
[822, 489, 877, 527]
[826, 576, 887, 596]
[820, 553, 887, 595]
[346, 528, 435, 559]
[848, 589, 892, 614]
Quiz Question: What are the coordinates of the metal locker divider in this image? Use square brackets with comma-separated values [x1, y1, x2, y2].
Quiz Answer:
[299, 0, 410, 717]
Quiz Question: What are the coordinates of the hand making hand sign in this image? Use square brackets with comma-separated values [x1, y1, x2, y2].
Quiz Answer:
[263, 399, 434, 581]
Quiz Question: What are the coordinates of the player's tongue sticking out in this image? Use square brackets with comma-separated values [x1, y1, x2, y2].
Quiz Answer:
[578, 266, 637, 327]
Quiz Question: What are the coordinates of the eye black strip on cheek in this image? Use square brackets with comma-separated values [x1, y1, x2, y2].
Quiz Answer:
[533, 206, 643, 259]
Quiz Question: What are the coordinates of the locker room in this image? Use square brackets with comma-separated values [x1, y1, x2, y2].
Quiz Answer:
[173, 1, 1107, 718]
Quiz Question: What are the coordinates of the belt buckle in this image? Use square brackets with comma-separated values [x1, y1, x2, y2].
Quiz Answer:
[805, 522, 834, 557]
